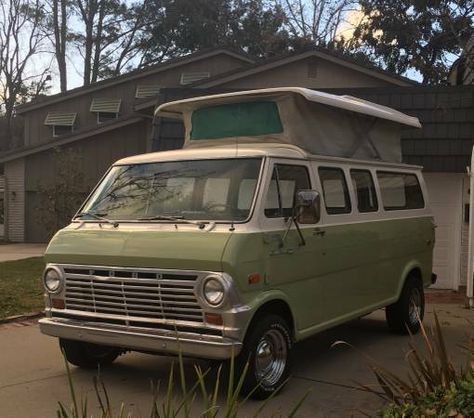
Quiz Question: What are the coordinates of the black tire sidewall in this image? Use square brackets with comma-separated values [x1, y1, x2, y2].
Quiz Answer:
[60, 339, 120, 368]
[238, 315, 292, 399]
[386, 277, 425, 334]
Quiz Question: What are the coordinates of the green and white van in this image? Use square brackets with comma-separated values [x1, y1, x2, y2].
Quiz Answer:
[39, 88, 436, 398]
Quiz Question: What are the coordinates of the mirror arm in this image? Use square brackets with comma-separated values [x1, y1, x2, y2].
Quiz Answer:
[280, 216, 293, 248]
[293, 216, 306, 246]
[280, 213, 306, 248]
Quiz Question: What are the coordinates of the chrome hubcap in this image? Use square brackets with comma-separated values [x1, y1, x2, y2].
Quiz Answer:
[255, 329, 287, 387]
[409, 288, 422, 324]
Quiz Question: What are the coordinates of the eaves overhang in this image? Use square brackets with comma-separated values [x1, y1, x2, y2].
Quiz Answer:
[0, 116, 144, 164]
[195, 49, 418, 89]
[15, 49, 254, 115]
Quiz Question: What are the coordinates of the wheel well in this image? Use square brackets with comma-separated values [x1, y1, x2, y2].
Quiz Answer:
[406, 267, 423, 287]
[248, 299, 295, 339]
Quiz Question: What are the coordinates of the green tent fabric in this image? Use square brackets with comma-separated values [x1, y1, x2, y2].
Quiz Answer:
[190, 101, 283, 140]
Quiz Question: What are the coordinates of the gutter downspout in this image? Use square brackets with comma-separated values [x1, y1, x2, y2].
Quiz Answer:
[466, 146, 474, 308]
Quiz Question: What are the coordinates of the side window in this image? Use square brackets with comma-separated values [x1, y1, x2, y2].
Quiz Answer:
[264, 164, 311, 218]
[377, 171, 424, 210]
[350, 169, 378, 212]
[237, 179, 257, 210]
[318, 167, 351, 214]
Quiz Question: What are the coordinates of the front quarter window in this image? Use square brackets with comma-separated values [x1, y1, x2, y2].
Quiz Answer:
[79, 158, 262, 222]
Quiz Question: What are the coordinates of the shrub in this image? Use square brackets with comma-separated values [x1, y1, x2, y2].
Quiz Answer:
[380, 372, 474, 418]
[351, 312, 473, 417]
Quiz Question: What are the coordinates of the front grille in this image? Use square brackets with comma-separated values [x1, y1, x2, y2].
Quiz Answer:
[62, 266, 204, 323]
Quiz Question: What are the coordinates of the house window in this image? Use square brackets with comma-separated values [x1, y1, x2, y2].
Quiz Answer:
[180, 72, 210, 85]
[44, 112, 77, 137]
[90, 98, 121, 124]
[135, 84, 161, 99]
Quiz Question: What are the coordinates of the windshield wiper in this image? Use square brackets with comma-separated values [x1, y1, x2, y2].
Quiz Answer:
[138, 215, 206, 228]
[74, 212, 119, 227]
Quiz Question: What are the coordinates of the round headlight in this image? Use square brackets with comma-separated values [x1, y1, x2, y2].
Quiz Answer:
[203, 277, 225, 306]
[43, 268, 62, 293]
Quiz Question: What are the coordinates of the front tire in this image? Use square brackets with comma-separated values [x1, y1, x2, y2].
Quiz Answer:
[237, 315, 292, 399]
[386, 276, 425, 334]
[60, 338, 121, 368]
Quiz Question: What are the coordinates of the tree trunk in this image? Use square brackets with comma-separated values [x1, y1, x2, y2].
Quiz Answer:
[52, 0, 68, 92]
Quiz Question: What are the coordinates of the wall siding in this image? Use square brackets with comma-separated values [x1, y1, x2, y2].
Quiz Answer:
[5, 159, 25, 242]
[20, 54, 247, 149]
[24, 120, 148, 242]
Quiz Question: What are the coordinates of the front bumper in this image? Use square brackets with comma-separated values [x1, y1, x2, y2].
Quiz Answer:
[39, 317, 242, 360]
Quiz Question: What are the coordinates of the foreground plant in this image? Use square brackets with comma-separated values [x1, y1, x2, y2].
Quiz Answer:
[57, 349, 308, 418]
[351, 313, 474, 417]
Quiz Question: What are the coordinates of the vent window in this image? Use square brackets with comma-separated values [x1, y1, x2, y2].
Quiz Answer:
[135, 84, 161, 99]
[44, 112, 77, 137]
[180, 72, 210, 85]
[90, 98, 121, 124]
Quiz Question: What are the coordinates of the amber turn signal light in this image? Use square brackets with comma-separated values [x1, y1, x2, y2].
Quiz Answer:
[248, 272, 261, 285]
[204, 312, 223, 326]
[51, 298, 65, 309]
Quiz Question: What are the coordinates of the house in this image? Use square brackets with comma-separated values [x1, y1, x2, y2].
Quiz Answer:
[1, 46, 473, 294]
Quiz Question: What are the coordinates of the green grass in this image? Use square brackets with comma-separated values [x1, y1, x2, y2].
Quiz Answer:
[0, 257, 45, 319]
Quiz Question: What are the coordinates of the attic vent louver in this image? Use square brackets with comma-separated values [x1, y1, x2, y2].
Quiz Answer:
[44, 112, 77, 126]
[90, 98, 121, 113]
[135, 85, 161, 99]
[180, 72, 210, 85]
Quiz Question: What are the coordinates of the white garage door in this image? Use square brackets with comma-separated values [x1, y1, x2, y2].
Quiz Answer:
[423, 173, 463, 289]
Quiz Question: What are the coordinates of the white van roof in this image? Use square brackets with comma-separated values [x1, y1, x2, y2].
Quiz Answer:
[156, 87, 421, 128]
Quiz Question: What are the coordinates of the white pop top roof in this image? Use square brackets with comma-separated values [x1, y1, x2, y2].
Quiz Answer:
[155, 87, 421, 128]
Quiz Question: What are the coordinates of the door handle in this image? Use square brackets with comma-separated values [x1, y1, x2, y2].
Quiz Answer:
[313, 228, 326, 237]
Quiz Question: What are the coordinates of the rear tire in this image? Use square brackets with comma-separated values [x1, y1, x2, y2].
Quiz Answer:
[237, 315, 292, 399]
[386, 276, 425, 334]
[60, 338, 121, 368]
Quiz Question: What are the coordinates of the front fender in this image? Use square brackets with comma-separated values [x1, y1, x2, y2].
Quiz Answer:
[239, 289, 295, 339]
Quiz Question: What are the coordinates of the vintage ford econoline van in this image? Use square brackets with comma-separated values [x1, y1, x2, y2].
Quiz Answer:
[39, 88, 435, 398]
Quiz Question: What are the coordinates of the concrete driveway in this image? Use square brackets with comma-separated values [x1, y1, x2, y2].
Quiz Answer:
[0, 243, 47, 262]
[0, 304, 472, 418]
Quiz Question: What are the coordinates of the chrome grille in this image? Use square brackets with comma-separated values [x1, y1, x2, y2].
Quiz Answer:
[62, 266, 203, 323]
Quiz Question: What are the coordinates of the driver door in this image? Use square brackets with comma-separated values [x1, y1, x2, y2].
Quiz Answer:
[260, 159, 324, 331]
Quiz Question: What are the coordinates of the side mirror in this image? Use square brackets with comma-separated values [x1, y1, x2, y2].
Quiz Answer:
[294, 190, 321, 224]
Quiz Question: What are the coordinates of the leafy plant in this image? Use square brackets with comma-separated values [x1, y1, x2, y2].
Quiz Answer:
[336, 312, 474, 417]
[57, 349, 308, 418]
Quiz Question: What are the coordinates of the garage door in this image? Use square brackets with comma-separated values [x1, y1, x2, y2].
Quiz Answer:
[423, 173, 463, 289]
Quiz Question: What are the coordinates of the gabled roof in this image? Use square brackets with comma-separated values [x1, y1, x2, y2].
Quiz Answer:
[193, 47, 418, 88]
[16, 48, 254, 115]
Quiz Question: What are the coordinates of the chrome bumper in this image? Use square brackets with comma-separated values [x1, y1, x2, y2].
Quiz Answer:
[39, 318, 242, 360]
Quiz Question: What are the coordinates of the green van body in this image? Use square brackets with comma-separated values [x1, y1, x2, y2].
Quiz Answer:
[40, 145, 435, 359]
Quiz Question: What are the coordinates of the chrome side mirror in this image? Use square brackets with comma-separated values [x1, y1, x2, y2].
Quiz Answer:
[294, 190, 321, 224]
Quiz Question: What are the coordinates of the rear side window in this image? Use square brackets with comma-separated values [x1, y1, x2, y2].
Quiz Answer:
[318, 167, 351, 214]
[265, 164, 311, 218]
[350, 169, 378, 212]
[377, 171, 424, 210]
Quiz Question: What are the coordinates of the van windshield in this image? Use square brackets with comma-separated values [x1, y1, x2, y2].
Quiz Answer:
[79, 158, 263, 222]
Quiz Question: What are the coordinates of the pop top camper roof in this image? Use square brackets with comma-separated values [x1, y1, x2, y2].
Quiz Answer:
[155, 87, 421, 163]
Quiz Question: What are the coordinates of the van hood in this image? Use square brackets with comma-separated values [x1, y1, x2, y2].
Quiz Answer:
[45, 227, 233, 272]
